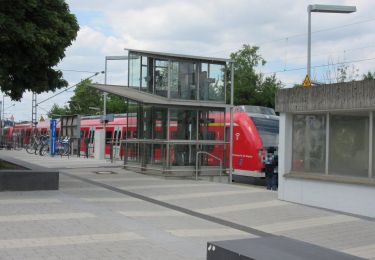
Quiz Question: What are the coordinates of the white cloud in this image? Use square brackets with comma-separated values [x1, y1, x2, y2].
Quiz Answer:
[9, 0, 375, 121]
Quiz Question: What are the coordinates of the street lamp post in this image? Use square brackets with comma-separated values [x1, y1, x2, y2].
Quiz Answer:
[307, 4, 356, 79]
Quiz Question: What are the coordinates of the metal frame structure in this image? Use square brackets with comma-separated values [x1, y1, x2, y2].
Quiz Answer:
[93, 49, 234, 180]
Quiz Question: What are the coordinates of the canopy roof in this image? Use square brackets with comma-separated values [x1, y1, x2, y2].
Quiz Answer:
[91, 83, 230, 109]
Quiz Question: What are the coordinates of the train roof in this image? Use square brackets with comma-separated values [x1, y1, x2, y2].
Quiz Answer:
[234, 105, 276, 116]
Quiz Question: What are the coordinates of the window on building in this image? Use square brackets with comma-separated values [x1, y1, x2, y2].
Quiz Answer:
[199, 63, 225, 102]
[129, 53, 141, 89]
[154, 59, 168, 97]
[170, 61, 197, 100]
[329, 114, 369, 178]
[292, 114, 326, 173]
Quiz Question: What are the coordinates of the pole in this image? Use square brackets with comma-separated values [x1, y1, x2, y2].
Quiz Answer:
[104, 57, 108, 116]
[103, 57, 108, 159]
[229, 62, 234, 183]
[307, 6, 312, 79]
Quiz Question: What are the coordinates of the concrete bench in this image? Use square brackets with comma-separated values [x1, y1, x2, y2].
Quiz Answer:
[0, 155, 59, 191]
[207, 236, 364, 260]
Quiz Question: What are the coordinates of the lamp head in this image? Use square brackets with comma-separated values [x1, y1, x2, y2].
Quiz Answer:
[308, 4, 356, 13]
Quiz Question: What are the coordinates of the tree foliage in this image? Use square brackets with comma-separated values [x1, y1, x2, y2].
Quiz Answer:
[229, 44, 283, 108]
[0, 0, 79, 100]
[47, 79, 128, 118]
[362, 71, 375, 80]
[48, 103, 70, 118]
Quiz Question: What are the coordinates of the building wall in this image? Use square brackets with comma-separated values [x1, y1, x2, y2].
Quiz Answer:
[276, 80, 375, 113]
[276, 78, 375, 218]
[278, 107, 375, 218]
[281, 177, 375, 218]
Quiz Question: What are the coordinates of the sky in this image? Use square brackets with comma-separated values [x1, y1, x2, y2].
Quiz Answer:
[5, 0, 375, 121]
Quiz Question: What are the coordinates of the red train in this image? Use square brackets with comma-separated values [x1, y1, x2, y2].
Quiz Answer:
[3, 106, 279, 178]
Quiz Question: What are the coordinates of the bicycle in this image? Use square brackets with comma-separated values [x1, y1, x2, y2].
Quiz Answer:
[26, 135, 40, 154]
[56, 136, 71, 156]
[26, 135, 49, 155]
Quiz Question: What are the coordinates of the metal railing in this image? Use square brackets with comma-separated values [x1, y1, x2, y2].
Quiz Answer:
[195, 151, 223, 181]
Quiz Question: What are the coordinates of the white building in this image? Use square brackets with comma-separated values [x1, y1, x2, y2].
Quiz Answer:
[276, 80, 375, 218]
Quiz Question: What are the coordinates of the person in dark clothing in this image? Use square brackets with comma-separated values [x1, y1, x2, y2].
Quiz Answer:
[264, 147, 278, 191]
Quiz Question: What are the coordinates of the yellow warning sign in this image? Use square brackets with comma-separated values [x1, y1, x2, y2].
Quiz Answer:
[302, 74, 311, 87]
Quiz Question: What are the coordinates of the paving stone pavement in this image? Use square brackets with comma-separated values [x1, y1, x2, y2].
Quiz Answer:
[1, 150, 375, 259]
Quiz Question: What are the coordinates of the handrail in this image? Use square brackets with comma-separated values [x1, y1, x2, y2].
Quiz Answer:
[195, 151, 223, 181]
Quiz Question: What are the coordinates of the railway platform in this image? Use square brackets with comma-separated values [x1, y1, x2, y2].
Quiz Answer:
[0, 150, 374, 259]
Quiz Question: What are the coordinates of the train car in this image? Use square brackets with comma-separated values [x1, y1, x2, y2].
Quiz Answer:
[79, 115, 127, 158]
[230, 106, 279, 178]
[9, 105, 279, 177]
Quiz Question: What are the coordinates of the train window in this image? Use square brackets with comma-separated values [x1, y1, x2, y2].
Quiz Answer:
[225, 128, 230, 142]
[117, 131, 122, 145]
[91, 130, 95, 144]
[114, 130, 118, 144]
[106, 130, 112, 144]
[250, 116, 279, 148]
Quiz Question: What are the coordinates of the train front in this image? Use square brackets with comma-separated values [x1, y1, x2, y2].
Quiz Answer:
[232, 106, 279, 180]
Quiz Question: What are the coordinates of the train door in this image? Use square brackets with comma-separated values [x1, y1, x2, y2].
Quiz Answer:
[112, 126, 122, 160]
[104, 127, 113, 159]
[88, 126, 95, 157]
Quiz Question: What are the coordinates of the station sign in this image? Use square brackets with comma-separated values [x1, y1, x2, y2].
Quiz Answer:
[50, 119, 57, 156]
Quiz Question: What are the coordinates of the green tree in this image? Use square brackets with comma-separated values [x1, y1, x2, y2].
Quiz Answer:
[228, 44, 282, 108]
[0, 0, 79, 100]
[106, 95, 128, 114]
[69, 79, 103, 115]
[47, 103, 70, 118]
[363, 71, 375, 80]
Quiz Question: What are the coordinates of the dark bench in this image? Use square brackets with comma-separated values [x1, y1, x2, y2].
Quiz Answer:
[207, 236, 364, 260]
[0, 155, 59, 191]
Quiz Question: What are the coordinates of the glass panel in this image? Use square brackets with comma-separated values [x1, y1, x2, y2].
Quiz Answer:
[170, 144, 197, 166]
[141, 56, 153, 93]
[199, 63, 209, 101]
[208, 64, 225, 101]
[129, 53, 141, 90]
[329, 114, 369, 178]
[199, 144, 225, 167]
[199, 63, 225, 102]
[292, 114, 326, 173]
[153, 107, 167, 139]
[151, 144, 166, 166]
[199, 110, 225, 140]
[170, 61, 197, 100]
[154, 59, 168, 97]
[127, 100, 139, 139]
[170, 109, 197, 140]
[126, 143, 140, 162]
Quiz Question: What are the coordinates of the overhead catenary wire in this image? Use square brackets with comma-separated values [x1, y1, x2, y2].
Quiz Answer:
[262, 56, 375, 75]
[57, 69, 101, 74]
[264, 43, 375, 65]
[37, 71, 104, 106]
